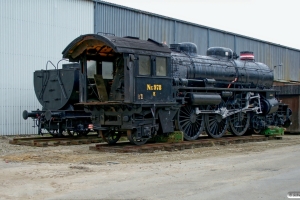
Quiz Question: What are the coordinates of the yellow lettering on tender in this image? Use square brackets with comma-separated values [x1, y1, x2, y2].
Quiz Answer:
[146, 84, 162, 91]
[147, 84, 151, 90]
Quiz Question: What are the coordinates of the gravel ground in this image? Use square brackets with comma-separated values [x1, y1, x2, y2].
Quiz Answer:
[1, 134, 300, 164]
[0, 134, 300, 200]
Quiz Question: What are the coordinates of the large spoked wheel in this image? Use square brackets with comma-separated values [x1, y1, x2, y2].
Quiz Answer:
[177, 105, 204, 140]
[204, 103, 228, 138]
[127, 129, 149, 145]
[229, 112, 250, 136]
[99, 130, 121, 145]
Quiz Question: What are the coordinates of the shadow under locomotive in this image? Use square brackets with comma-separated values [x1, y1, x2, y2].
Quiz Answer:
[23, 34, 292, 145]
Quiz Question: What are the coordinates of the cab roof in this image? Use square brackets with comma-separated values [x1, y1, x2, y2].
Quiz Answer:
[62, 34, 171, 61]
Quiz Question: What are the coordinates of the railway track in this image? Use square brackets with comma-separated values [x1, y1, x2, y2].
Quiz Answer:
[89, 135, 282, 153]
[8, 134, 282, 152]
[9, 134, 102, 147]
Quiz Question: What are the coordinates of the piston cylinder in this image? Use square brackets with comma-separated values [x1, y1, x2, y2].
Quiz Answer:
[260, 98, 279, 115]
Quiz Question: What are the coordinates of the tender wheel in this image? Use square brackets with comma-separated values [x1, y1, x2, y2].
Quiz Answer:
[79, 130, 90, 136]
[48, 129, 58, 137]
[204, 103, 228, 138]
[127, 129, 149, 145]
[99, 130, 121, 145]
[48, 129, 65, 137]
[177, 105, 204, 140]
[253, 129, 262, 134]
[67, 130, 80, 137]
[229, 112, 250, 136]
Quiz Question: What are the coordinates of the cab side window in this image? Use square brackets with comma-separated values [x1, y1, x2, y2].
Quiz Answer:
[102, 61, 113, 79]
[87, 60, 97, 78]
[156, 57, 167, 76]
[139, 55, 151, 76]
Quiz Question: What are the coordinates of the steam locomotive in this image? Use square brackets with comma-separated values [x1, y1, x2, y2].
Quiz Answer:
[23, 34, 292, 144]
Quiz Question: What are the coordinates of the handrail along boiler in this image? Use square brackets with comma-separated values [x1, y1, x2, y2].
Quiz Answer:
[24, 34, 292, 144]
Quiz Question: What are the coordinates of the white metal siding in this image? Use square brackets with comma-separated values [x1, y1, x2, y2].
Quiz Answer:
[0, 0, 93, 135]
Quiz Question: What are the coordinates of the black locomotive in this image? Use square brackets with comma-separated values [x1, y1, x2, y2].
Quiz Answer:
[23, 34, 292, 144]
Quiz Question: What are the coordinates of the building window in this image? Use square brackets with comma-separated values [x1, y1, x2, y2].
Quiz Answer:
[139, 55, 151, 75]
[156, 57, 167, 76]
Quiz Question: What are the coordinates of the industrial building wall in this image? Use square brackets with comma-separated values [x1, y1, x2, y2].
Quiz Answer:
[0, 0, 94, 135]
[94, 1, 300, 82]
[1, 1, 299, 136]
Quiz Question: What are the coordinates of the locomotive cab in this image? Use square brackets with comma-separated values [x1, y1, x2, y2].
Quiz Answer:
[62, 34, 177, 144]
[85, 53, 174, 104]
[85, 57, 124, 102]
[62, 34, 173, 104]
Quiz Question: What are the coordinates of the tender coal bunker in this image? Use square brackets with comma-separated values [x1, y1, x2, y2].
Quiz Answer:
[33, 65, 80, 110]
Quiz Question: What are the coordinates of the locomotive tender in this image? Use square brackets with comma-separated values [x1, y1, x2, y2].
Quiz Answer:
[22, 63, 91, 136]
[24, 34, 292, 144]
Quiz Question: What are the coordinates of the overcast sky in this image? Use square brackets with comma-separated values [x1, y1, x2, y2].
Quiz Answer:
[103, 0, 299, 50]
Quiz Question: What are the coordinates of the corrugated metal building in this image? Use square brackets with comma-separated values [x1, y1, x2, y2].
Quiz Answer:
[94, 1, 300, 82]
[94, 1, 300, 132]
[1, 0, 299, 135]
[0, 0, 94, 135]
